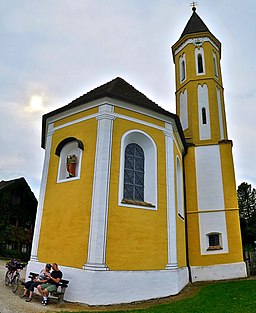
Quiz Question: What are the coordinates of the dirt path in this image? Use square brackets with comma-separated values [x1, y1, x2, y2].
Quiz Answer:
[0, 259, 204, 313]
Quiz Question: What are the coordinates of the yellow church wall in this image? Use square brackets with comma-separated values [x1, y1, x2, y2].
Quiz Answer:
[174, 145, 186, 268]
[106, 115, 168, 270]
[37, 117, 98, 268]
[54, 107, 98, 128]
[219, 142, 244, 262]
[184, 143, 243, 266]
[183, 146, 201, 266]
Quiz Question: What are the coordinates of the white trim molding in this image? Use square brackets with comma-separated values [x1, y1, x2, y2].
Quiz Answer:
[83, 104, 115, 271]
[164, 123, 178, 269]
[30, 123, 54, 261]
[174, 36, 219, 56]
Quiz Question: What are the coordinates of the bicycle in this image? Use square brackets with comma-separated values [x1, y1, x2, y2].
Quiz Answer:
[5, 260, 26, 293]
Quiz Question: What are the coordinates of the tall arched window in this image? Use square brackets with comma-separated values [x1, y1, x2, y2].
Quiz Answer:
[176, 157, 184, 218]
[213, 52, 218, 77]
[119, 130, 157, 209]
[195, 47, 205, 75]
[198, 54, 204, 73]
[179, 54, 186, 83]
[124, 143, 144, 201]
[202, 107, 207, 124]
[181, 60, 185, 81]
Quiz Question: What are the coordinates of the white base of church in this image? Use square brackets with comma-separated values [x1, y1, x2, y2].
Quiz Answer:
[27, 261, 247, 305]
[190, 262, 247, 282]
[27, 261, 188, 305]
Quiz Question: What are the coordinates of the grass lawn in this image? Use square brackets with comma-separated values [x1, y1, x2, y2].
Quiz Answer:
[58, 280, 256, 313]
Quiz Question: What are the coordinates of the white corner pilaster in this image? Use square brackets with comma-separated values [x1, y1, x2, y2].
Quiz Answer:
[164, 123, 178, 270]
[30, 123, 54, 262]
[83, 104, 115, 271]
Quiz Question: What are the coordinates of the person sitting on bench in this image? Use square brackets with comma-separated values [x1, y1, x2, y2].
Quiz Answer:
[21, 263, 51, 302]
[37, 263, 63, 305]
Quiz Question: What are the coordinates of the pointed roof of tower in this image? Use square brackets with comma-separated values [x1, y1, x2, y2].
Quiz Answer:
[180, 7, 210, 39]
[172, 6, 221, 60]
[41, 77, 186, 149]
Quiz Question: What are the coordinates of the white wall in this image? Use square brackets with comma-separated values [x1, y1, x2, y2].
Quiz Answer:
[26, 261, 189, 305]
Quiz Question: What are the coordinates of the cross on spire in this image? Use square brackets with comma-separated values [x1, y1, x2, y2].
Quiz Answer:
[190, 1, 198, 11]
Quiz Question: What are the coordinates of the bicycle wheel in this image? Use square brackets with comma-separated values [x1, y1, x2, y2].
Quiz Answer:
[5, 271, 10, 286]
[12, 273, 20, 293]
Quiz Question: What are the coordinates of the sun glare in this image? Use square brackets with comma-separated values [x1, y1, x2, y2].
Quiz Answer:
[30, 95, 43, 111]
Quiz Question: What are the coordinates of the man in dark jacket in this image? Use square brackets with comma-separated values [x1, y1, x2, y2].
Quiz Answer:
[37, 263, 63, 305]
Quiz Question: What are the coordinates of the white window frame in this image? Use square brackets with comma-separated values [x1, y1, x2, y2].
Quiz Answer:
[195, 47, 206, 75]
[213, 51, 219, 78]
[118, 130, 158, 210]
[207, 232, 223, 251]
[179, 53, 186, 83]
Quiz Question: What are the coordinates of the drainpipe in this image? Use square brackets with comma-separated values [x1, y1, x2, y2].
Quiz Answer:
[183, 150, 192, 283]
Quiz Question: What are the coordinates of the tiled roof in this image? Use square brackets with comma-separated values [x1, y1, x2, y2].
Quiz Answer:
[0, 178, 25, 190]
[42, 77, 186, 149]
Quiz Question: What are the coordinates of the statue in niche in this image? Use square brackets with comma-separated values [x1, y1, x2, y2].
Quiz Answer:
[66, 154, 77, 178]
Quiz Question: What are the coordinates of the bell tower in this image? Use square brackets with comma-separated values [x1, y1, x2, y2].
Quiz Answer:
[172, 6, 247, 281]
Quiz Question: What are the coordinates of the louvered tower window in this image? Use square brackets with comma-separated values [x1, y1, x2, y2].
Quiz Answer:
[124, 143, 144, 201]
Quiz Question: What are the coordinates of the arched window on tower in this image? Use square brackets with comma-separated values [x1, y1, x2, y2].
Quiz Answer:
[213, 52, 219, 77]
[197, 54, 204, 73]
[123, 143, 144, 202]
[181, 60, 185, 81]
[202, 107, 207, 124]
[179, 54, 186, 83]
[195, 47, 205, 75]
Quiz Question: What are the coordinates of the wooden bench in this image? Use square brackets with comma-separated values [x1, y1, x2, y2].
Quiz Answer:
[28, 272, 69, 303]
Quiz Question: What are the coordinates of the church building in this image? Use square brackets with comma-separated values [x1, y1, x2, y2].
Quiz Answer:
[28, 7, 247, 305]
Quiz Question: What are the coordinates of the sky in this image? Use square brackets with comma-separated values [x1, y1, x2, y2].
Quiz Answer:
[1, 0, 256, 199]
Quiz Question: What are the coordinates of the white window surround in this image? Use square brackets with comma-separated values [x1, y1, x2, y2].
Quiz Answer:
[179, 89, 188, 130]
[118, 130, 158, 210]
[195, 47, 206, 75]
[216, 87, 224, 140]
[198, 84, 211, 140]
[176, 156, 184, 219]
[57, 141, 83, 183]
[213, 52, 219, 78]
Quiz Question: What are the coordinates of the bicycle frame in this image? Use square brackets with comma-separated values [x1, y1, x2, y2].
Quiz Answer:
[5, 265, 23, 293]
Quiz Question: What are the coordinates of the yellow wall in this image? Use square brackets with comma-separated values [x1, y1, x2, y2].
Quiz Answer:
[38, 116, 97, 268]
[106, 115, 168, 270]
[219, 141, 243, 262]
[38, 106, 183, 271]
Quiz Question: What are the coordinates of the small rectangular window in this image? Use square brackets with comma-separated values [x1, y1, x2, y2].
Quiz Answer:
[207, 233, 223, 251]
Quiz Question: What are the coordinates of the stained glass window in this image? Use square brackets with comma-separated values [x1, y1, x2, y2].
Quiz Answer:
[124, 143, 144, 201]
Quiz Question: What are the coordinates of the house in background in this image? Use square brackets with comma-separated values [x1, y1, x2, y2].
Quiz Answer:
[28, 7, 247, 305]
[0, 177, 37, 261]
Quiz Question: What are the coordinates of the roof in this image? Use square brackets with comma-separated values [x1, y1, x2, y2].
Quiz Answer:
[172, 7, 221, 60]
[180, 7, 210, 39]
[41, 77, 187, 150]
[0, 177, 26, 190]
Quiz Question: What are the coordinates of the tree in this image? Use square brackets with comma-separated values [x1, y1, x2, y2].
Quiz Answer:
[237, 182, 256, 246]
